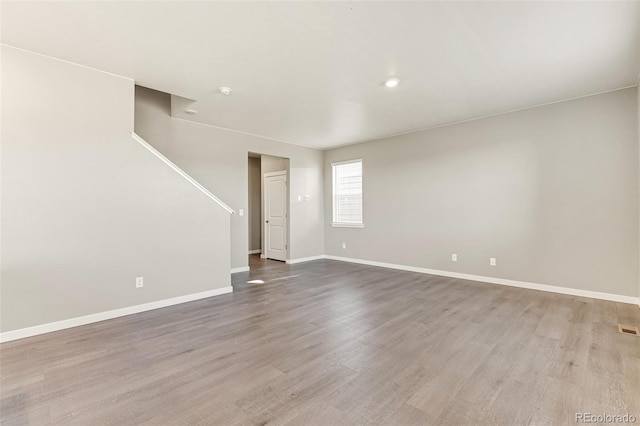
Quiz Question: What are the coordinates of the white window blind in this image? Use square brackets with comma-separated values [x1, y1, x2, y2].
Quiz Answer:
[332, 159, 363, 227]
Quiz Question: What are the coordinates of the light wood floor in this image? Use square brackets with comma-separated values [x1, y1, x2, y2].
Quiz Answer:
[1, 255, 639, 425]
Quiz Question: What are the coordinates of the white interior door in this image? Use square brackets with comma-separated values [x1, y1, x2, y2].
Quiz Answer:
[264, 171, 287, 261]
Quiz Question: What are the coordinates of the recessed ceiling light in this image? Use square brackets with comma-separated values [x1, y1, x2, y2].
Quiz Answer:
[184, 109, 197, 114]
[219, 87, 232, 95]
[384, 78, 399, 88]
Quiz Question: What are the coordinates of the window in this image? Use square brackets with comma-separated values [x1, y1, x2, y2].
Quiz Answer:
[332, 159, 363, 227]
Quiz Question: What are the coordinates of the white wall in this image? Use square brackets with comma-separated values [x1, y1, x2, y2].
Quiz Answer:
[135, 87, 324, 268]
[325, 88, 639, 298]
[1, 46, 231, 333]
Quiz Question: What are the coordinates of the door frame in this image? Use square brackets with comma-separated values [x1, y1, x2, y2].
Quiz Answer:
[263, 170, 289, 261]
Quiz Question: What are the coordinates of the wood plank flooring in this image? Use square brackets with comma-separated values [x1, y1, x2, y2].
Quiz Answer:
[1, 255, 639, 425]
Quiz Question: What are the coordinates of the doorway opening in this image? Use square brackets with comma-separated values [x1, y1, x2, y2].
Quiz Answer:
[247, 153, 290, 266]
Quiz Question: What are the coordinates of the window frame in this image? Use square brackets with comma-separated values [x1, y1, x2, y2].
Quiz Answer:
[331, 159, 364, 228]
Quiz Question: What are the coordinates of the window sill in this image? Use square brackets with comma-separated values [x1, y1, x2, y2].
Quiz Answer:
[331, 223, 364, 228]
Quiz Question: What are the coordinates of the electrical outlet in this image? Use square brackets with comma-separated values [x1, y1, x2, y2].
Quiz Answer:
[238, 209, 244, 217]
[490, 258, 497, 266]
[136, 276, 144, 288]
[342, 243, 347, 249]
[451, 254, 458, 262]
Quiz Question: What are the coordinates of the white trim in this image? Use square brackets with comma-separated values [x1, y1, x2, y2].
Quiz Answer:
[260, 254, 267, 259]
[286, 255, 327, 264]
[0, 287, 233, 343]
[332, 159, 364, 227]
[248, 249, 262, 255]
[231, 266, 250, 273]
[131, 132, 235, 214]
[324, 255, 640, 306]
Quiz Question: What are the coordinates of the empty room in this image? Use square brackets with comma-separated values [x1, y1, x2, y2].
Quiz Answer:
[1, 1, 639, 425]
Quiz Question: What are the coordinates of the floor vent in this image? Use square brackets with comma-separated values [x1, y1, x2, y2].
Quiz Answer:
[618, 324, 640, 336]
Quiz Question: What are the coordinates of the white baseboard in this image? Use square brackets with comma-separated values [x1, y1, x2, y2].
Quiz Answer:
[286, 255, 327, 264]
[324, 255, 640, 306]
[260, 254, 266, 259]
[231, 266, 250, 273]
[248, 249, 262, 255]
[0, 286, 234, 343]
